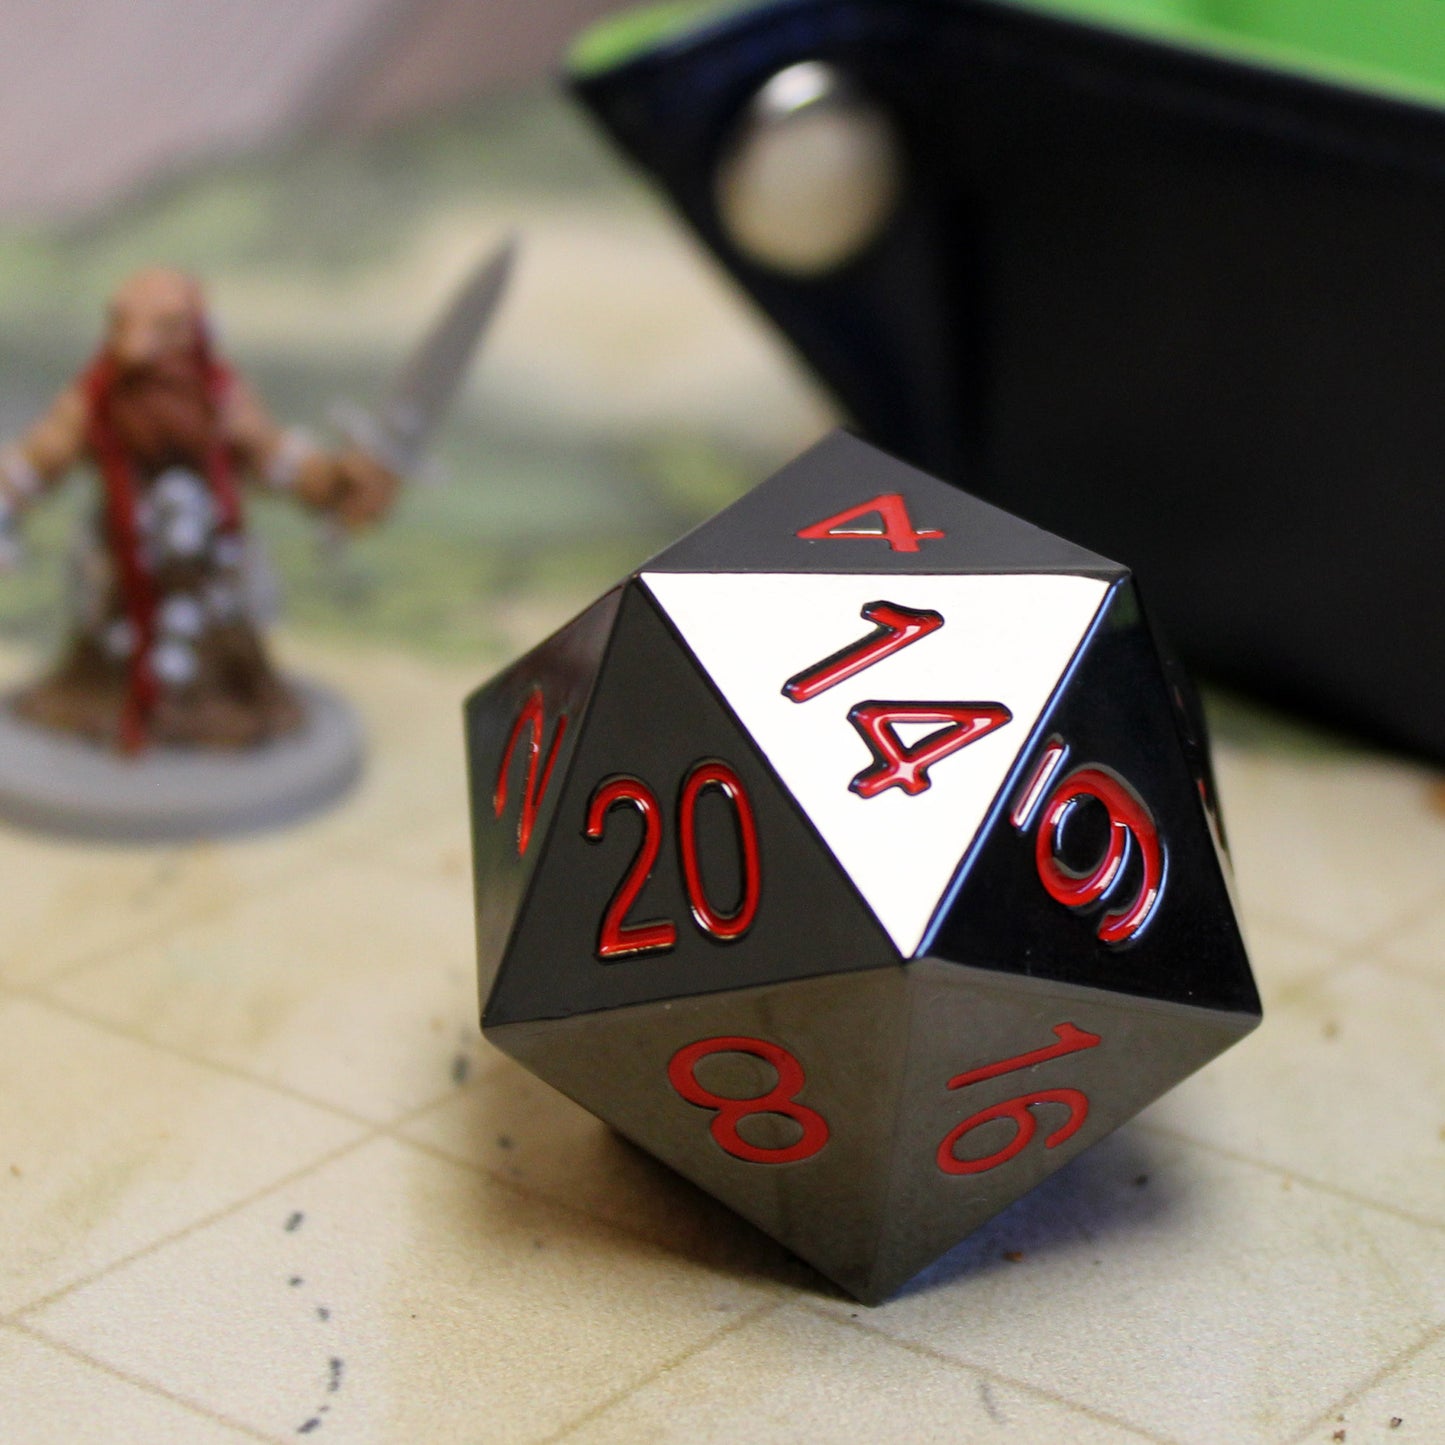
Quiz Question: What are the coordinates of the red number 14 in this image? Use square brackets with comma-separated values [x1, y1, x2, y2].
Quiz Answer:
[782, 596, 1011, 799]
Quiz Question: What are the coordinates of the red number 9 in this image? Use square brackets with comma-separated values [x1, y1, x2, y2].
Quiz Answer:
[1035, 766, 1165, 945]
[668, 1036, 830, 1164]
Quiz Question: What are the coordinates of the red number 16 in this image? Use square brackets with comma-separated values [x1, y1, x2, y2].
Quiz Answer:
[936, 1022, 1101, 1176]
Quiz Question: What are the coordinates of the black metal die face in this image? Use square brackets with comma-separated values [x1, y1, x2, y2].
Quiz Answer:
[649, 430, 1122, 579]
[467, 588, 621, 1005]
[925, 579, 1261, 1017]
[877, 959, 1252, 1301]
[467, 431, 1260, 1303]
[492, 968, 912, 1302]
[482, 578, 898, 1028]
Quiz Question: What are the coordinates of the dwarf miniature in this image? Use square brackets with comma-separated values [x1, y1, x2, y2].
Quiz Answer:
[0, 268, 398, 752]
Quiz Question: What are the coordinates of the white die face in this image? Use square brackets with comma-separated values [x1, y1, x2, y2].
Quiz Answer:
[641, 571, 1111, 957]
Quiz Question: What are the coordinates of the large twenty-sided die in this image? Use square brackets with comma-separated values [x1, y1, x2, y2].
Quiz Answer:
[466, 431, 1260, 1303]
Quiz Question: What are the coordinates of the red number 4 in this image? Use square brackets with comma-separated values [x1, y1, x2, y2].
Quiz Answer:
[796, 493, 944, 553]
[847, 701, 1012, 798]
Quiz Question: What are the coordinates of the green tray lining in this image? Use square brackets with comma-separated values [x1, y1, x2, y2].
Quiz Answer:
[569, 0, 1445, 113]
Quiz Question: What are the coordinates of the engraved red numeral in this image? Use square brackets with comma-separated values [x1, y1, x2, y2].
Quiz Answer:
[796, 493, 944, 553]
[585, 777, 678, 959]
[668, 1036, 829, 1164]
[936, 1090, 1091, 1175]
[678, 762, 761, 941]
[784, 598, 1010, 799]
[848, 701, 1012, 798]
[585, 761, 762, 960]
[1010, 738, 1068, 831]
[493, 687, 567, 856]
[783, 601, 943, 702]
[945, 1021, 1102, 1089]
[1034, 764, 1165, 945]
[936, 1022, 1101, 1176]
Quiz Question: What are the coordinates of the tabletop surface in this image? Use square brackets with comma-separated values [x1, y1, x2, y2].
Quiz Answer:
[0, 83, 1442, 1445]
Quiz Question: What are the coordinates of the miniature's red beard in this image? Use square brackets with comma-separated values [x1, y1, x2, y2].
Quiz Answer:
[104, 349, 218, 469]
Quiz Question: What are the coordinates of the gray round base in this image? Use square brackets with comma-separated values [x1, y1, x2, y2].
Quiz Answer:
[0, 680, 363, 842]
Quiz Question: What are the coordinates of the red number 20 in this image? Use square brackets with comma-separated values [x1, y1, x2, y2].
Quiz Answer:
[585, 762, 761, 960]
[668, 1036, 830, 1164]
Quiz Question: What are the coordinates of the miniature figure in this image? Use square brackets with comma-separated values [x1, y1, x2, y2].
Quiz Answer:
[0, 266, 396, 753]
[0, 243, 512, 838]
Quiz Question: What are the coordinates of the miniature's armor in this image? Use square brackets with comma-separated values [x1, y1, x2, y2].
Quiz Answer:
[14, 343, 302, 750]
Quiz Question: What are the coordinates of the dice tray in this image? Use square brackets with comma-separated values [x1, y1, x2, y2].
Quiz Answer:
[571, 0, 1445, 761]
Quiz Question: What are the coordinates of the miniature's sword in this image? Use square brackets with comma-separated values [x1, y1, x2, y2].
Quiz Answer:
[338, 234, 516, 478]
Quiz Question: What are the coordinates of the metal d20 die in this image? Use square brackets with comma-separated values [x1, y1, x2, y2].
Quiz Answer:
[465, 430, 1260, 1304]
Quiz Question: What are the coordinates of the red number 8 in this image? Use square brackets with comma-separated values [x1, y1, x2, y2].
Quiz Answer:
[667, 1036, 830, 1164]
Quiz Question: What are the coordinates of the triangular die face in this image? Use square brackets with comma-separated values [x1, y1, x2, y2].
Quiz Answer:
[467, 588, 622, 1005]
[924, 581, 1261, 1016]
[488, 968, 911, 1303]
[643, 570, 1112, 957]
[484, 582, 897, 1029]
[646, 430, 1126, 578]
[868, 960, 1257, 1303]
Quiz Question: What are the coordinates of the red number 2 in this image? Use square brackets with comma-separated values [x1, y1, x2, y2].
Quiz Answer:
[668, 1036, 830, 1164]
[584, 778, 677, 958]
[493, 688, 567, 856]
[936, 1023, 1101, 1176]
